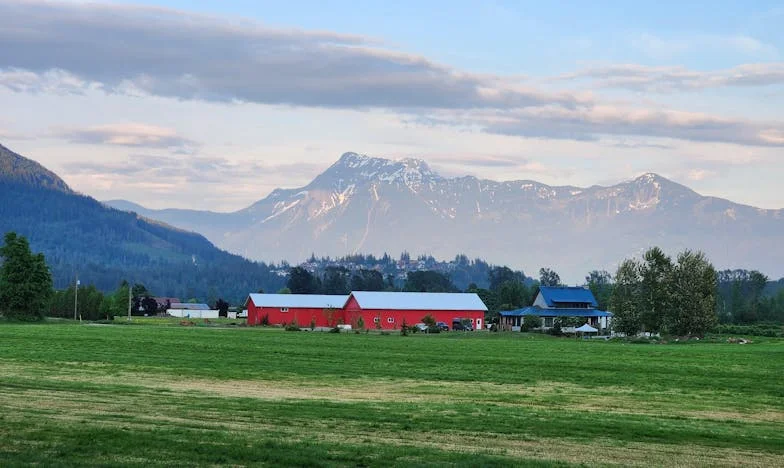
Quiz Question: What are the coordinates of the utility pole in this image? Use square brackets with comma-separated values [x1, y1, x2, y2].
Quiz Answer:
[73, 276, 79, 321]
[127, 283, 132, 321]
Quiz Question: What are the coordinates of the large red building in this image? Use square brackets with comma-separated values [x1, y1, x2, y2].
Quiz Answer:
[343, 291, 487, 330]
[246, 294, 348, 327]
[246, 291, 488, 330]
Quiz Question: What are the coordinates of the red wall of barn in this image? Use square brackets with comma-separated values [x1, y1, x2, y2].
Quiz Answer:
[246, 298, 345, 327]
[343, 296, 484, 330]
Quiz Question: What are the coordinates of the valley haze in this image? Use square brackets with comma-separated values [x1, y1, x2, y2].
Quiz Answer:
[105, 152, 784, 283]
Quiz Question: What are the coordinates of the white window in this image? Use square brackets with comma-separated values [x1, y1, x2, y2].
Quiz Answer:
[387, 317, 395, 323]
[373, 317, 380, 323]
[281, 307, 289, 312]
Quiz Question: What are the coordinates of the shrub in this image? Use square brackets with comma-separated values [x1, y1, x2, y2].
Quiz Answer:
[401, 319, 409, 336]
[421, 314, 436, 327]
[260, 314, 270, 326]
[309, 318, 316, 331]
[285, 320, 301, 331]
[710, 323, 782, 337]
[521, 315, 542, 331]
[329, 326, 341, 334]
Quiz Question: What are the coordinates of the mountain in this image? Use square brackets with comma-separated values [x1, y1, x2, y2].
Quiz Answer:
[0, 144, 71, 193]
[0, 143, 285, 302]
[105, 151, 784, 282]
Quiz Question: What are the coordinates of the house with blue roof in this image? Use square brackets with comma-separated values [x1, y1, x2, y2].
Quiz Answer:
[499, 286, 613, 332]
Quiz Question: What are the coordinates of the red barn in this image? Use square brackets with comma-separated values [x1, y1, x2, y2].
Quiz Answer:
[245, 294, 348, 327]
[343, 291, 487, 330]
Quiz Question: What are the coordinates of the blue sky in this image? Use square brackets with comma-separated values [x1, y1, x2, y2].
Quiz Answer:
[1, 0, 783, 210]
[125, 0, 784, 71]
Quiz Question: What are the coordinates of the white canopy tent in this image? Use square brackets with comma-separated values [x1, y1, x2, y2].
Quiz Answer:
[575, 324, 598, 333]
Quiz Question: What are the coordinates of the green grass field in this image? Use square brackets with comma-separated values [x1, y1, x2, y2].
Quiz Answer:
[0, 323, 782, 467]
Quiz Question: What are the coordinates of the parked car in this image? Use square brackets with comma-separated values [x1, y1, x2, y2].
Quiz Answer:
[436, 321, 449, 331]
[414, 323, 428, 332]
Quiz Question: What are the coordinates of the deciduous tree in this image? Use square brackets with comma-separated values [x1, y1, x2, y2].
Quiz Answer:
[538, 268, 561, 287]
[611, 259, 642, 336]
[639, 247, 673, 333]
[666, 250, 717, 336]
[586, 270, 613, 311]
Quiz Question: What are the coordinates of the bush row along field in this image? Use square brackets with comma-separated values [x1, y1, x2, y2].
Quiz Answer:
[0, 323, 782, 466]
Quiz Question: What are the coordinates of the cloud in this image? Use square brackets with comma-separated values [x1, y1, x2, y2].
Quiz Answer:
[0, 0, 582, 111]
[630, 33, 779, 60]
[0, 68, 99, 94]
[0, 1, 782, 149]
[687, 169, 715, 181]
[420, 105, 784, 147]
[0, 126, 30, 140]
[601, 139, 673, 150]
[558, 63, 784, 92]
[429, 156, 526, 169]
[55, 123, 197, 149]
[63, 154, 324, 186]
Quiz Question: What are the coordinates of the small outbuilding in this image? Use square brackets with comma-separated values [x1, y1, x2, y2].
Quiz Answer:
[167, 303, 220, 319]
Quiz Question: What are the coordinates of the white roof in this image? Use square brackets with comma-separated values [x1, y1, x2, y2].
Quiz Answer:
[350, 291, 488, 311]
[575, 324, 598, 332]
[247, 293, 348, 309]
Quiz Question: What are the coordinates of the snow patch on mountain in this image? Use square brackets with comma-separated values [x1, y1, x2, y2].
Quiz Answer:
[263, 198, 301, 223]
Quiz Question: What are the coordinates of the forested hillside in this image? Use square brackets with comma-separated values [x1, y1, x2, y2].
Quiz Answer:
[0, 144, 285, 302]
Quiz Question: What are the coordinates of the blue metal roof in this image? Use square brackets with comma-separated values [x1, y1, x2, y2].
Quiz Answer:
[539, 287, 598, 307]
[500, 306, 613, 317]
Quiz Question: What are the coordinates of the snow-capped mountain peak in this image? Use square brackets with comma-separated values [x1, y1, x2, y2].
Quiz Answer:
[105, 152, 784, 282]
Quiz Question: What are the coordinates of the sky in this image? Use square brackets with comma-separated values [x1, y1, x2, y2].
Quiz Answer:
[1, 0, 783, 211]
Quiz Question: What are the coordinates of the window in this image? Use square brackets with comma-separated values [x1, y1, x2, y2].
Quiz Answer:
[544, 317, 554, 327]
[373, 317, 380, 323]
[280, 307, 289, 312]
[387, 317, 395, 323]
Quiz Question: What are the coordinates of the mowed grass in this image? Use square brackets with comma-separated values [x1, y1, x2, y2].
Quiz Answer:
[0, 324, 782, 467]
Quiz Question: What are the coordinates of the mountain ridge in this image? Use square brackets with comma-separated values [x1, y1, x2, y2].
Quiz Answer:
[0, 143, 73, 193]
[104, 152, 784, 281]
[0, 143, 286, 301]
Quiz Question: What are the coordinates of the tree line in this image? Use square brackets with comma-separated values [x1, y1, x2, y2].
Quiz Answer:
[3, 231, 783, 328]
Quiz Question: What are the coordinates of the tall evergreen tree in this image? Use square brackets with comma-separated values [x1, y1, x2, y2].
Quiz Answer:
[0, 232, 53, 320]
[322, 267, 350, 294]
[404, 271, 456, 292]
[287, 267, 320, 294]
